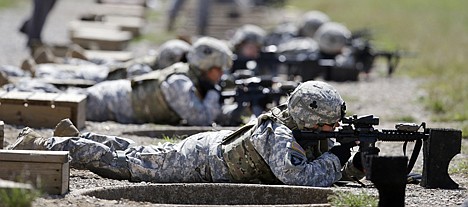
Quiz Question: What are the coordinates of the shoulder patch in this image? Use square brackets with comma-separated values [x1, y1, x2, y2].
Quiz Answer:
[287, 141, 307, 157]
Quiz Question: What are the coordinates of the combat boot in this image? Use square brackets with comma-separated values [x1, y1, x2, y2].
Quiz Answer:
[20, 57, 36, 77]
[53, 118, 80, 137]
[33, 45, 56, 64]
[66, 44, 88, 60]
[0, 71, 10, 87]
[7, 127, 49, 150]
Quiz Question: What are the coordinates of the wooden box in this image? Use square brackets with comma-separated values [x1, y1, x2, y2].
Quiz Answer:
[0, 150, 70, 195]
[68, 20, 121, 37]
[90, 4, 146, 18]
[71, 27, 132, 51]
[102, 15, 145, 36]
[0, 91, 86, 129]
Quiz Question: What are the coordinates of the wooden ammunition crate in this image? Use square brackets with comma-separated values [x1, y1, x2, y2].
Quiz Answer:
[0, 91, 86, 129]
[102, 15, 145, 36]
[71, 27, 132, 51]
[0, 150, 70, 195]
[90, 4, 147, 18]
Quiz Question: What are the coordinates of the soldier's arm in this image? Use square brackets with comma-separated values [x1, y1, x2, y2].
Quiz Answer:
[160, 74, 221, 126]
[252, 122, 342, 186]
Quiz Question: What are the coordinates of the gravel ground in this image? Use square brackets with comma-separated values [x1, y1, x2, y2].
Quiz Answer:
[0, 0, 467, 206]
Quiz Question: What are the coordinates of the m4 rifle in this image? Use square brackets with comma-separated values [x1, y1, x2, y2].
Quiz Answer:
[292, 114, 462, 189]
[221, 77, 297, 117]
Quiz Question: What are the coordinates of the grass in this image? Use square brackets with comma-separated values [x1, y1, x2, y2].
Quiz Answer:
[449, 160, 468, 175]
[0, 188, 40, 207]
[285, 0, 468, 136]
[328, 191, 378, 207]
[449, 141, 468, 175]
[161, 134, 184, 143]
[0, 0, 16, 8]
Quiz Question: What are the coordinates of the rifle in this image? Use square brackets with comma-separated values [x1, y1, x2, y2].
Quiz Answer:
[220, 77, 297, 117]
[372, 50, 416, 76]
[292, 114, 461, 206]
[350, 29, 416, 76]
[292, 114, 462, 189]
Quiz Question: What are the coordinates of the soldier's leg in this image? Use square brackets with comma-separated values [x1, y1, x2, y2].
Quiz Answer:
[197, 0, 210, 35]
[48, 136, 131, 180]
[166, 0, 186, 31]
[7, 127, 131, 180]
[126, 131, 232, 183]
[53, 118, 134, 151]
[79, 132, 135, 151]
[27, 0, 57, 47]
[85, 80, 134, 123]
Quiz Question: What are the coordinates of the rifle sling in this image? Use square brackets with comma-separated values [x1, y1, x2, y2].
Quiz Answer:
[406, 139, 423, 175]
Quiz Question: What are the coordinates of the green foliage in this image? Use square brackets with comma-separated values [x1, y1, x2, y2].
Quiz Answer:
[286, 0, 468, 126]
[328, 191, 378, 207]
[449, 141, 468, 174]
[160, 134, 183, 143]
[0, 0, 16, 8]
[0, 188, 40, 207]
[449, 159, 468, 175]
[462, 125, 468, 139]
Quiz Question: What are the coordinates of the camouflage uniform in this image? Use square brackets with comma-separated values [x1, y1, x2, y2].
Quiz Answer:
[42, 104, 354, 186]
[10, 80, 362, 186]
[86, 36, 231, 126]
[86, 62, 221, 126]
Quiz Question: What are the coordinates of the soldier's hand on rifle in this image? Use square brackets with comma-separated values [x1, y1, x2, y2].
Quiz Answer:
[199, 78, 221, 94]
[329, 142, 358, 167]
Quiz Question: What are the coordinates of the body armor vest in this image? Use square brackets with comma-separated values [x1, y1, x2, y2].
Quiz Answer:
[221, 112, 283, 184]
[130, 62, 201, 124]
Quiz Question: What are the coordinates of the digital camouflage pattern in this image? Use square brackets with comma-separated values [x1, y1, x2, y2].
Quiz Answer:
[41, 110, 344, 187]
[298, 10, 330, 38]
[187, 36, 233, 71]
[86, 79, 135, 123]
[154, 39, 191, 69]
[85, 62, 220, 126]
[314, 22, 351, 55]
[131, 62, 220, 126]
[288, 81, 344, 129]
[229, 24, 266, 51]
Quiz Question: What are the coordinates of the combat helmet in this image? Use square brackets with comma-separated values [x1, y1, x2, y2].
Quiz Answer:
[287, 81, 345, 129]
[154, 39, 191, 69]
[298, 10, 330, 38]
[314, 22, 351, 55]
[229, 24, 266, 51]
[187, 36, 233, 71]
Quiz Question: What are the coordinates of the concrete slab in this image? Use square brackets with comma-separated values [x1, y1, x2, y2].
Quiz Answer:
[76, 183, 333, 206]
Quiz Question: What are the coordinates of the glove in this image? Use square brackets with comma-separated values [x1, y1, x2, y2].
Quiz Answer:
[199, 78, 221, 94]
[329, 142, 356, 167]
